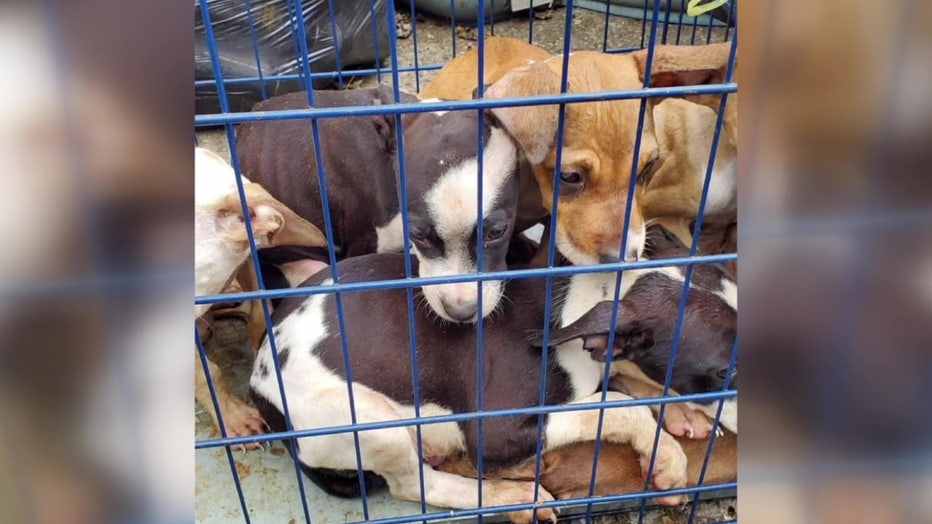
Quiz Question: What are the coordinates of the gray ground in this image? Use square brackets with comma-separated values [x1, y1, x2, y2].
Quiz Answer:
[196, 6, 733, 524]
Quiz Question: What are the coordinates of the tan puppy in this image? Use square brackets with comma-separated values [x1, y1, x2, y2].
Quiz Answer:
[423, 37, 734, 266]
[634, 44, 738, 275]
[437, 430, 736, 505]
[194, 147, 325, 446]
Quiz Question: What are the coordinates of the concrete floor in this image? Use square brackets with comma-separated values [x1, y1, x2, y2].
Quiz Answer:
[195, 5, 734, 524]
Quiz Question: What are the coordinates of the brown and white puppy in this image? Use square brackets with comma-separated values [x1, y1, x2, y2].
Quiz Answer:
[194, 147, 326, 446]
[423, 37, 734, 267]
[437, 422, 736, 503]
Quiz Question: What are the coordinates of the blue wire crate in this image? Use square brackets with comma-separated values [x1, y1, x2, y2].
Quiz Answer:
[194, 1, 738, 523]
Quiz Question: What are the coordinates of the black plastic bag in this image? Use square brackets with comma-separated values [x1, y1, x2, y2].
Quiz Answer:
[195, 0, 390, 115]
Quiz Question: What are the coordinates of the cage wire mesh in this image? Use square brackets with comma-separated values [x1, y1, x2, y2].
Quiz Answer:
[194, 0, 738, 522]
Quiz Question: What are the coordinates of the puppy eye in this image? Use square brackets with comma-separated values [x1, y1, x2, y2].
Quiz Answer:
[484, 225, 507, 243]
[558, 168, 587, 189]
[409, 229, 430, 246]
[637, 156, 661, 185]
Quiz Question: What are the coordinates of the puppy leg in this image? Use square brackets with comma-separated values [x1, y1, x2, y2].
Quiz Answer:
[543, 391, 688, 506]
[194, 350, 265, 449]
[611, 374, 714, 439]
[293, 387, 557, 524]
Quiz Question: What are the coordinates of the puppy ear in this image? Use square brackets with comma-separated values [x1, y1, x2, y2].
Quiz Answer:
[632, 42, 734, 112]
[216, 184, 327, 247]
[530, 300, 653, 360]
[471, 84, 492, 99]
[484, 61, 561, 165]
[645, 223, 690, 256]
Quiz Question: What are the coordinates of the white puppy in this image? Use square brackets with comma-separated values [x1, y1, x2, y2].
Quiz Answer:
[194, 147, 325, 445]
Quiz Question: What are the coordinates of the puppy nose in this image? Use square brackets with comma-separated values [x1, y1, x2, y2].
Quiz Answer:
[442, 301, 477, 322]
[599, 254, 620, 264]
[624, 244, 640, 262]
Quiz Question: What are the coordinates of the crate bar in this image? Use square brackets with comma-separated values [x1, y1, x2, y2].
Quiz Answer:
[196, 329, 252, 523]
[325, 0, 346, 89]
[197, 390, 736, 449]
[530, 0, 577, 511]
[196, 83, 736, 125]
[198, 0, 318, 521]
[193, 63, 442, 88]
[588, 2, 665, 521]
[474, 2, 487, 516]
[687, 337, 739, 524]
[287, 482, 735, 524]
[637, 24, 738, 524]
[369, 0, 384, 82]
[289, 0, 373, 515]
[383, 0, 431, 516]
[194, 253, 737, 305]
[242, 0, 268, 100]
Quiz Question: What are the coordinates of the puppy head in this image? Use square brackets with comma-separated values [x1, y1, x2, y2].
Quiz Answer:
[400, 109, 520, 323]
[485, 46, 732, 265]
[195, 148, 326, 251]
[534, 225, 738, 395]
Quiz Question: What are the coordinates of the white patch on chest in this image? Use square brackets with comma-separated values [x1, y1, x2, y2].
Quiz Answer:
[702, 157, 736, 216]
[556, 267, 689, 397]
[376, 212, 405, 253]
[417, 98, 448, 117]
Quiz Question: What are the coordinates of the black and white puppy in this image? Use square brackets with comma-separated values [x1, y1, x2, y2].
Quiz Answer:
[247, 226, 735, 519]
[236, 88, 522, 322]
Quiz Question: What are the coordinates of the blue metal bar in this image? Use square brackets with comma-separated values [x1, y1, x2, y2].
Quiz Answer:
[637, 27, 738, 524]
[193, 253, 737, 305]
[242, 0, 268, 100]
[256, 482, 735, 524]
[195, 83, 737, 125]
[529, 0, 578, 511]
[724, 1, 735, 41]
[639, 0, 649, 48]
[199, 0, 316, 520]
[528, 0, 534, 43]
[383, 0, 430, 515]
[197, 390, 737, 448]
[687, 338, 738, 524]
[661, 0, 672, 44]
[596, 4, 664, 522]
[289, 0, 371, 515]
[690, 4, 700, 44]
[474, 3, 487, 517]
[704, 4, 715, 44]
[449, 0, 457, 56]
[196, 329, 252, 523]
[325, 0, 346, 89]
[368, 0, 384, 83]
[675, 0, 687, 44]
[408, 0, 422, 91]
[601, 0, 612, 51]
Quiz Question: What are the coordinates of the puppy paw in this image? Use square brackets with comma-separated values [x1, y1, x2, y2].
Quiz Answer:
[662, 403, 714, 439]
[491, 480, 557, 524]
[640, 432, 688, 506]
[217, 397, 267, 451]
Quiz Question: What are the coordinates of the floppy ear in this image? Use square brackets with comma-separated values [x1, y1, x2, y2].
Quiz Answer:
[645, 223, 690, 255]
[632, 42, 734, 112]
[216, 184, 327, 247]
[484, 61, 561, 165]
[529, 301, 654, 360]
[471, 84, 492, 99]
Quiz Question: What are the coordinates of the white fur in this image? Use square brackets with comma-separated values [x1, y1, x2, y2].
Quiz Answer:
[555, 219, 647, 266]
[376, 212, 405, 253]
[717, 278, 738, 310]
[704, 157, 737, 216]
[416, 127, 518, 322]
[417, 98, 448, 117]
[194, 148, 252, 317]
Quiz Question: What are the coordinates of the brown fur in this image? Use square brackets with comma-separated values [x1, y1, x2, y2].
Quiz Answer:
[418, 37, 551, 101]
[437, 432, 736, 501]
[422, 38, 734, 265]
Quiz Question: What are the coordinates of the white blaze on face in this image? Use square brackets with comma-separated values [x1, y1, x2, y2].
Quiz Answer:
[416, 127, 517, 322]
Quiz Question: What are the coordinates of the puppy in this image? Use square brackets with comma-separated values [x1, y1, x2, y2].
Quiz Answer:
[194, 147, 326, 446]
[248, 225, 734, 518]
[423, 37, 734, 267]
[236, 88, 524, 329]
[437, 425, 736, 502]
